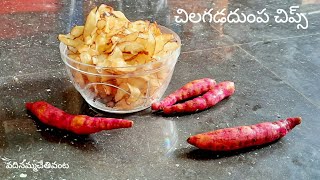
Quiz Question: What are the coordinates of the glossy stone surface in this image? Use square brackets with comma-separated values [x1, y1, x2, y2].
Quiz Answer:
[0, 0, 319, 179]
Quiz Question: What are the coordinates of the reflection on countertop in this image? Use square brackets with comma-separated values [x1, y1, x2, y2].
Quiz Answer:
[1, 0, 320, 179]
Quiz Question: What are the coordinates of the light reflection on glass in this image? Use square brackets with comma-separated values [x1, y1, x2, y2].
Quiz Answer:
[161, 119, 178, 156]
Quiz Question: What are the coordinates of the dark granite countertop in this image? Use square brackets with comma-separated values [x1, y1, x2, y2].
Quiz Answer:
[1, 0, 320, 179]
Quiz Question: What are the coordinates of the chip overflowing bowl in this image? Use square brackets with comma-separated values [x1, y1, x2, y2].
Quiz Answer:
[58, 5, 181, 113]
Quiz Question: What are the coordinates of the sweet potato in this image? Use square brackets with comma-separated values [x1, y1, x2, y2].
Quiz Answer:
[187, 117, 302, 151]
[26, 101, 133, 135]
[163, 81, 235, 114]
[151, 78, 216, 111]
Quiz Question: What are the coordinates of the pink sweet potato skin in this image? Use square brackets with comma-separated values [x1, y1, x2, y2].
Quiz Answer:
[26, 101, 133, 135]
[151, 78, 216, 111]
[187, 117, 302, 151]
[163, 81, 235, 114]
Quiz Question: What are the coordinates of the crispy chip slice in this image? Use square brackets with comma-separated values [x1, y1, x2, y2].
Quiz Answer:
[111, 36, 121, 44]
[77, 44, 89, 53]
[97, 20, 106, 30]
[130, 53, 150, 65]
[154, 34, 175, 54]
[86, 67, 100, 82]
[71, 26, 84, 38]
[114, 82, 129, 102]
[118, 32, 139, 43]
[145, 30, 156, 57]
[127, 83, 141, 103]
[58, 34, 83, 47]
[117, 41, 145, 55]
[153, 41, 179, 59]
[84, 7, 99, 38]
[108, 47, 136, 72]
[104, 16, 115, 33]
[112, 11, 129, 21]
[98, 4, 113, 16]
[149, 22, 161, 36]
[108, 46, 123, 63]
[80, 51, 93, 64]
[127, 77, 148, 93]
[95, 54, 109, 67]
[128, 20, 149, 32]
[95, 33, 111, 53]
[105, 43, 117, 54]
[123, 53, 137, 61]
[68, 54, 80, 61]
[68, 46, 78, 54]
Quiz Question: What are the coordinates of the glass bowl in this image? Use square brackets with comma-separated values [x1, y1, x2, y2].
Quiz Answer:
[59, 26, 181, 113]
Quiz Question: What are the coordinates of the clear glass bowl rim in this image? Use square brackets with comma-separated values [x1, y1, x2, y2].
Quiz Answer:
[59, 25, 181, 72]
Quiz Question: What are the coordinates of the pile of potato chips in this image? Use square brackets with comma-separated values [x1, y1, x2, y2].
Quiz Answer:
[58, 5, 180, 111]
